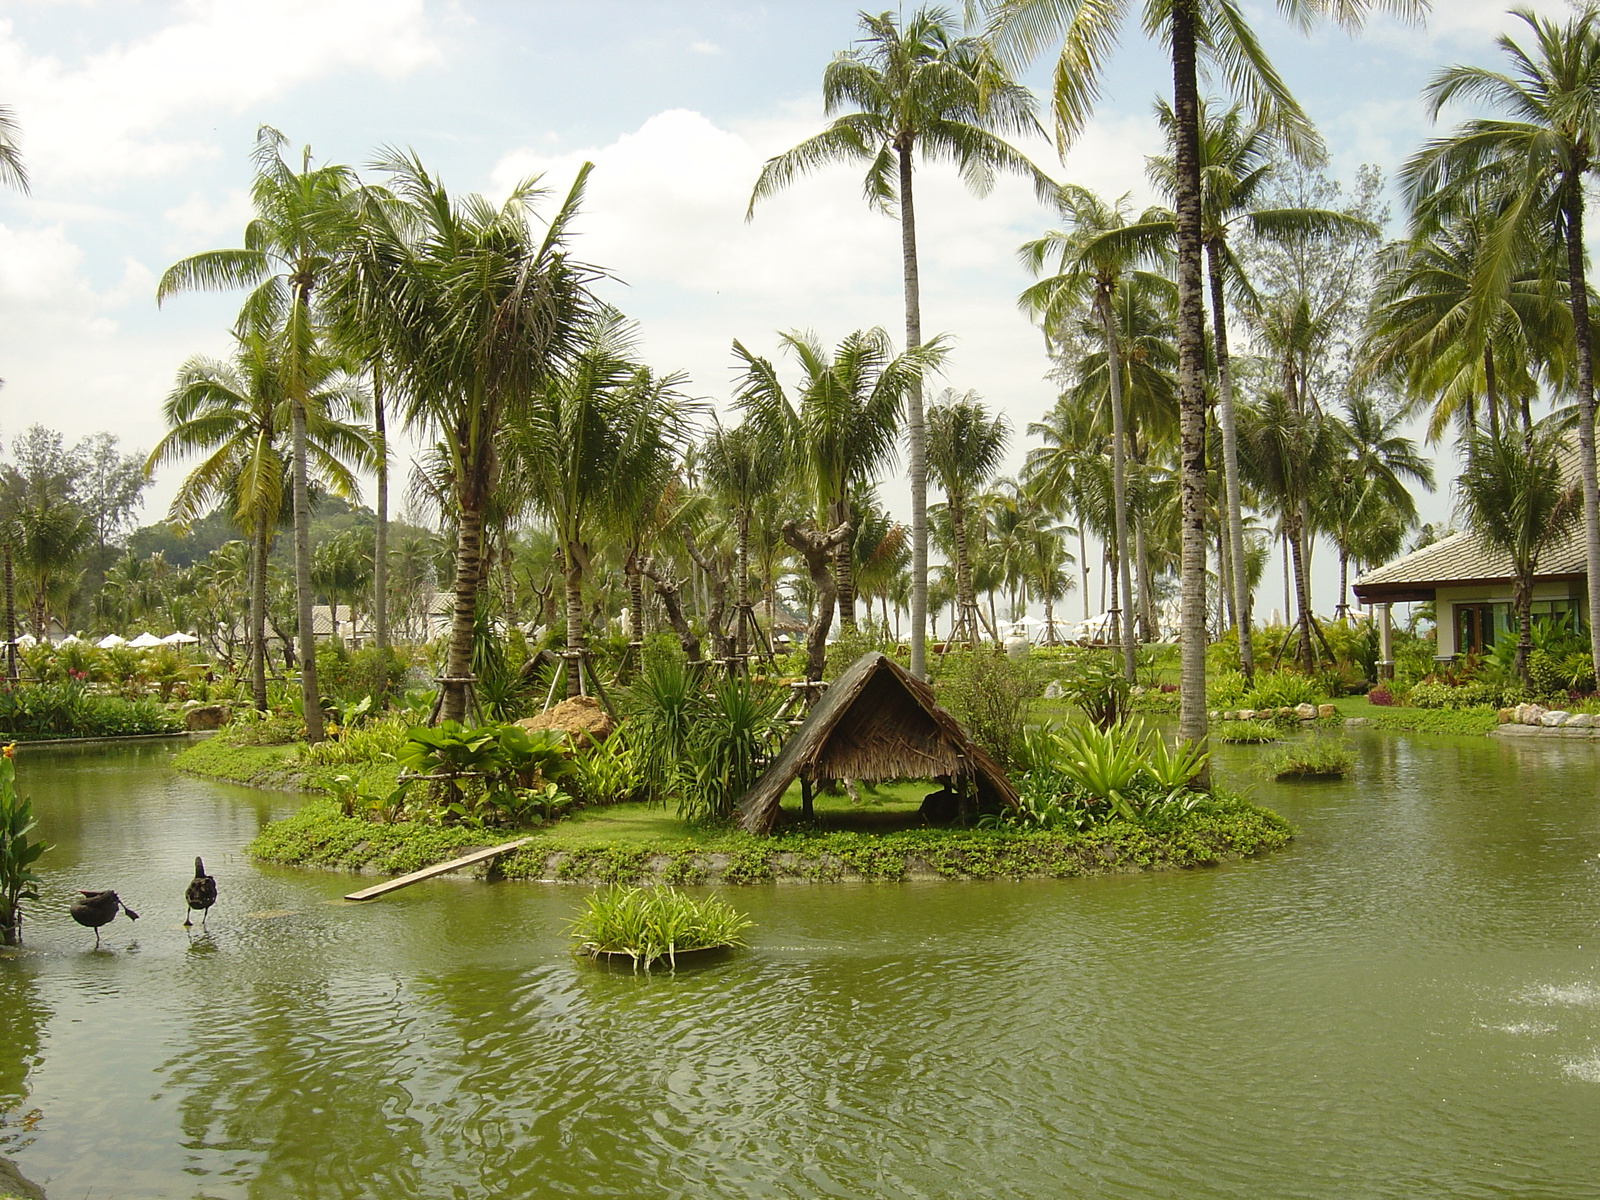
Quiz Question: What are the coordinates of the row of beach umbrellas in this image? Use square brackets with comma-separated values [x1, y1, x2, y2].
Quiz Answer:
[93, 632, 199, 649]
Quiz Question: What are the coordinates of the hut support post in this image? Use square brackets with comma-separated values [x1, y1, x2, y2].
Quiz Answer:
[1378, 603, 1394, 681]
[800, 776, 814, 821]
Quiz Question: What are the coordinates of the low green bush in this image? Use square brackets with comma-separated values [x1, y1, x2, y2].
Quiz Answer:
[1241, 671, 1324, 711]
[566, 884, 752, 969]
[0, 681, 180, 741]
[935, 648, 1035, 767]
[1356, 706, 1500, 737]
[1218, 720, 1278, 744]
[1270, 736, 1355, 779]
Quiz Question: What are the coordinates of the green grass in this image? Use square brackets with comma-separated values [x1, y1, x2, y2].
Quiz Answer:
[1330, 696, 1500, 737]
[247, 790, 1292, 884]
[175, 736, 403, 794]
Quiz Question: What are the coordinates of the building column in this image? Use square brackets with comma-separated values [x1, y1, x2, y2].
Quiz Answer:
[1377, 602, 1394, 681]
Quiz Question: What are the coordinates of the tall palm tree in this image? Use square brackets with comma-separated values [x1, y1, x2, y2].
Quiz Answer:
[1457, 421, 1580, 684]
[146, 330, 370, 710]
[1020, 186, 1167, 678]
[336, 153, 598, 720]
[926, 390, 1009, 644]
[1024, 392, 1109, 621]
[984, 0, 1424, 748]
[735, 327, 944, 630]
[1405, 6, 1600, 683]
[157, 127, 356, 741]
[749, 5, 1051, 681]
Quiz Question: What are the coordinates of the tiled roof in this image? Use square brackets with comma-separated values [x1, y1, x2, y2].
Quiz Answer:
[1353, 526, 1587, 600]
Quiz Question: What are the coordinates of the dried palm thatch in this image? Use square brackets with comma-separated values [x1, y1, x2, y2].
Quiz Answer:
[737, 652, 1018, 833]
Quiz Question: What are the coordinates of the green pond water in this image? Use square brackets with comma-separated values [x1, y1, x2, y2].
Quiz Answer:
[1, 732, 1599, 1199]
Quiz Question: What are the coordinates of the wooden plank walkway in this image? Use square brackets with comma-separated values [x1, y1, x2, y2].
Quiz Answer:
[344, 837, 536, 902]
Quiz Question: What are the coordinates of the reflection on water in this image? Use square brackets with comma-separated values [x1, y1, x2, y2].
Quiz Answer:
[0, 734, 1598, 1198]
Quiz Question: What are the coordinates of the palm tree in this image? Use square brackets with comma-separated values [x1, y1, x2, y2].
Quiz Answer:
[735, 327, 944, 630]
[749, 6, 1050, 681]
[338, 152, 598, 720]
[311, 529, 373, 646]
[700, 420, 783, 657]
[146, 330, 368, 710]
[984, 0, 1424, 748]
[1319, 395, 1434, 616]
[505, 310, 693, 696]
[1405, 6, 1600, 683]
[1148, 97, 1376, 675]
[1024, 392, 1109, 621]
[1457, 422, 1580, 684]
[926, 390, 1009, 644]
[1020, 186, 1167, 678]
[157, 127, 356, 741]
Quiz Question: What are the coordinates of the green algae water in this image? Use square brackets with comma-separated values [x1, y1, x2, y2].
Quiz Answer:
[2, 732, 1598, 1199]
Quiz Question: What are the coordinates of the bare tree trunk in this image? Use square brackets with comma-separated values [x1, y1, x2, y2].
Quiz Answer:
[784, 520, 851, 682]
[683, 527, 732, 659]
[898, 141, 929, 680]
[373, 366, 389, 650]
[1206, 240, 1253, 679]
[639, 558, 701, 661]
[562, 536, 584, 698]
[1171, 0, 1210, 754]
[3, 544, 14, 682]
[1097, 291, 1137, 681]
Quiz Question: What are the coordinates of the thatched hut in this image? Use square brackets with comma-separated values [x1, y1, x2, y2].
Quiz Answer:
[737, 652, 1019, 834]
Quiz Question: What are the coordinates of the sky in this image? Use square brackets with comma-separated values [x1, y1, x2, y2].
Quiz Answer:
[0, 0, 1579, 622]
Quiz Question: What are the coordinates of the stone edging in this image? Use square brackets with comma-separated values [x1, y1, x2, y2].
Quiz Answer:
[1489, 723, 1600, 741]
[1490, 703, 1600, 737]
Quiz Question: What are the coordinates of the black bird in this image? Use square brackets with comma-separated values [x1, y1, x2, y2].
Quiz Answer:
[69, 890, 140, 947]
[184, 857, 217, 928]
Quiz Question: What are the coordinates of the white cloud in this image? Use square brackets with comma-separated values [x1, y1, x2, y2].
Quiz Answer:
[161, 187, 253, 252]
[0, 0, 440, 184]
[689, 40, 721, 55]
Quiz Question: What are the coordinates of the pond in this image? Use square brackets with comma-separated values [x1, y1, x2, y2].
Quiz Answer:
[2, 732, 1598, 1199]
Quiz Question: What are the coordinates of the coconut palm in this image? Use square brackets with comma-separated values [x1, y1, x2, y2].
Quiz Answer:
[146, 330, 369, 710]
[1020, 187, 1168, 678]
[734, 327, 944, 630]
[338, 153, 599, 720]
[700, 420, 784, 657]
[926, 390, 1009, 645]
[749, 5, 1050, 681]
[984, 0, 1425, 747]
[1457, 421, 1580, 684]
[1024, 392, 1110, 620]
[1405, 6, 1600, 682]
[1148, 97, 1376, 674]
[156, 127, 357, 740]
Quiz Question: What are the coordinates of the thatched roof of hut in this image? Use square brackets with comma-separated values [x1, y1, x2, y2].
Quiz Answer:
[737, 652, 1019, 834]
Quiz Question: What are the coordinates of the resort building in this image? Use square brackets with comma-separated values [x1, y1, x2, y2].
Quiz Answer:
[1352, 526, 1586, 668]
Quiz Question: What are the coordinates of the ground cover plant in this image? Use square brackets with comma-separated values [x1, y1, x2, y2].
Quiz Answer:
[0, 680, 181, 741]
[1269, 737, 1355, 780]
[1218, 720, 1278, 744]
[567, 884, 752, 970]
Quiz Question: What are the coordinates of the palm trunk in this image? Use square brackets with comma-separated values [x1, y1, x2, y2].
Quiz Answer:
[1043, 586, 1056, 645]
[898, 141, 929, 680]
[1337, 548, 1350, 620]
[1514, 572, 1533, 686]
[442, 507, 484, 721]
[627, 553, 647, 643]
[832, 499, 856, 629]
[784, 520, 850, 682]
[1561, 171, 1600, 684]
[373, 365, 389, 650]
[290, 390, 324, 742]
[1096, 291, 1137, 681]
[1207, 239, 1254, 678]
[1135, 516, 1155, 641]
[1171, 0, 1210, 752]
[951, 497, 978, 644]
[736, 511, 750, 656]
[251, 519, 269, 712]
[1483, 346, 1501, 442]
[562, 536, 585, 698]
[1287, 508, 1315, 673]
[1079, 524, 1091, 621]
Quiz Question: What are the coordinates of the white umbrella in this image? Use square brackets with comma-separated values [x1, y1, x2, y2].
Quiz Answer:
[162, 631, 199, 645]
[13, 633, 36, 648]
[58, 633, 82, 645]
[128, 632, 164, 648]
[97, 634, 127, 648]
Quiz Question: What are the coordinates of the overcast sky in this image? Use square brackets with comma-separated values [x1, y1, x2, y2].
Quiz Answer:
[0, 0, 1577, 619]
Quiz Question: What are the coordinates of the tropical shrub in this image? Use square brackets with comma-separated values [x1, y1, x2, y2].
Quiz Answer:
[680, 675, 786, 824]
[1207, 669, 1252, 708]
[0, 752, 50, 946]
[1366, 683, 1394, 706]
[625, 653, 700, 804]
[1037, 648, 1127, 731]
[569, 730, 645, 807]
[567, 884, 752, 969]
[0, 681, 181, 741]
[1003, 719, 1207, 826]
[1241, 672, 1323, 711]
[298, 711, 412, 768]
[937, 648, 1033, 767]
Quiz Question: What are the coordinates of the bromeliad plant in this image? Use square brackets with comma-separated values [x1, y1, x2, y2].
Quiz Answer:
[1, 750, 51, 947]
[394, 720, 576, 826]
[1006, 719, 1209, 825]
